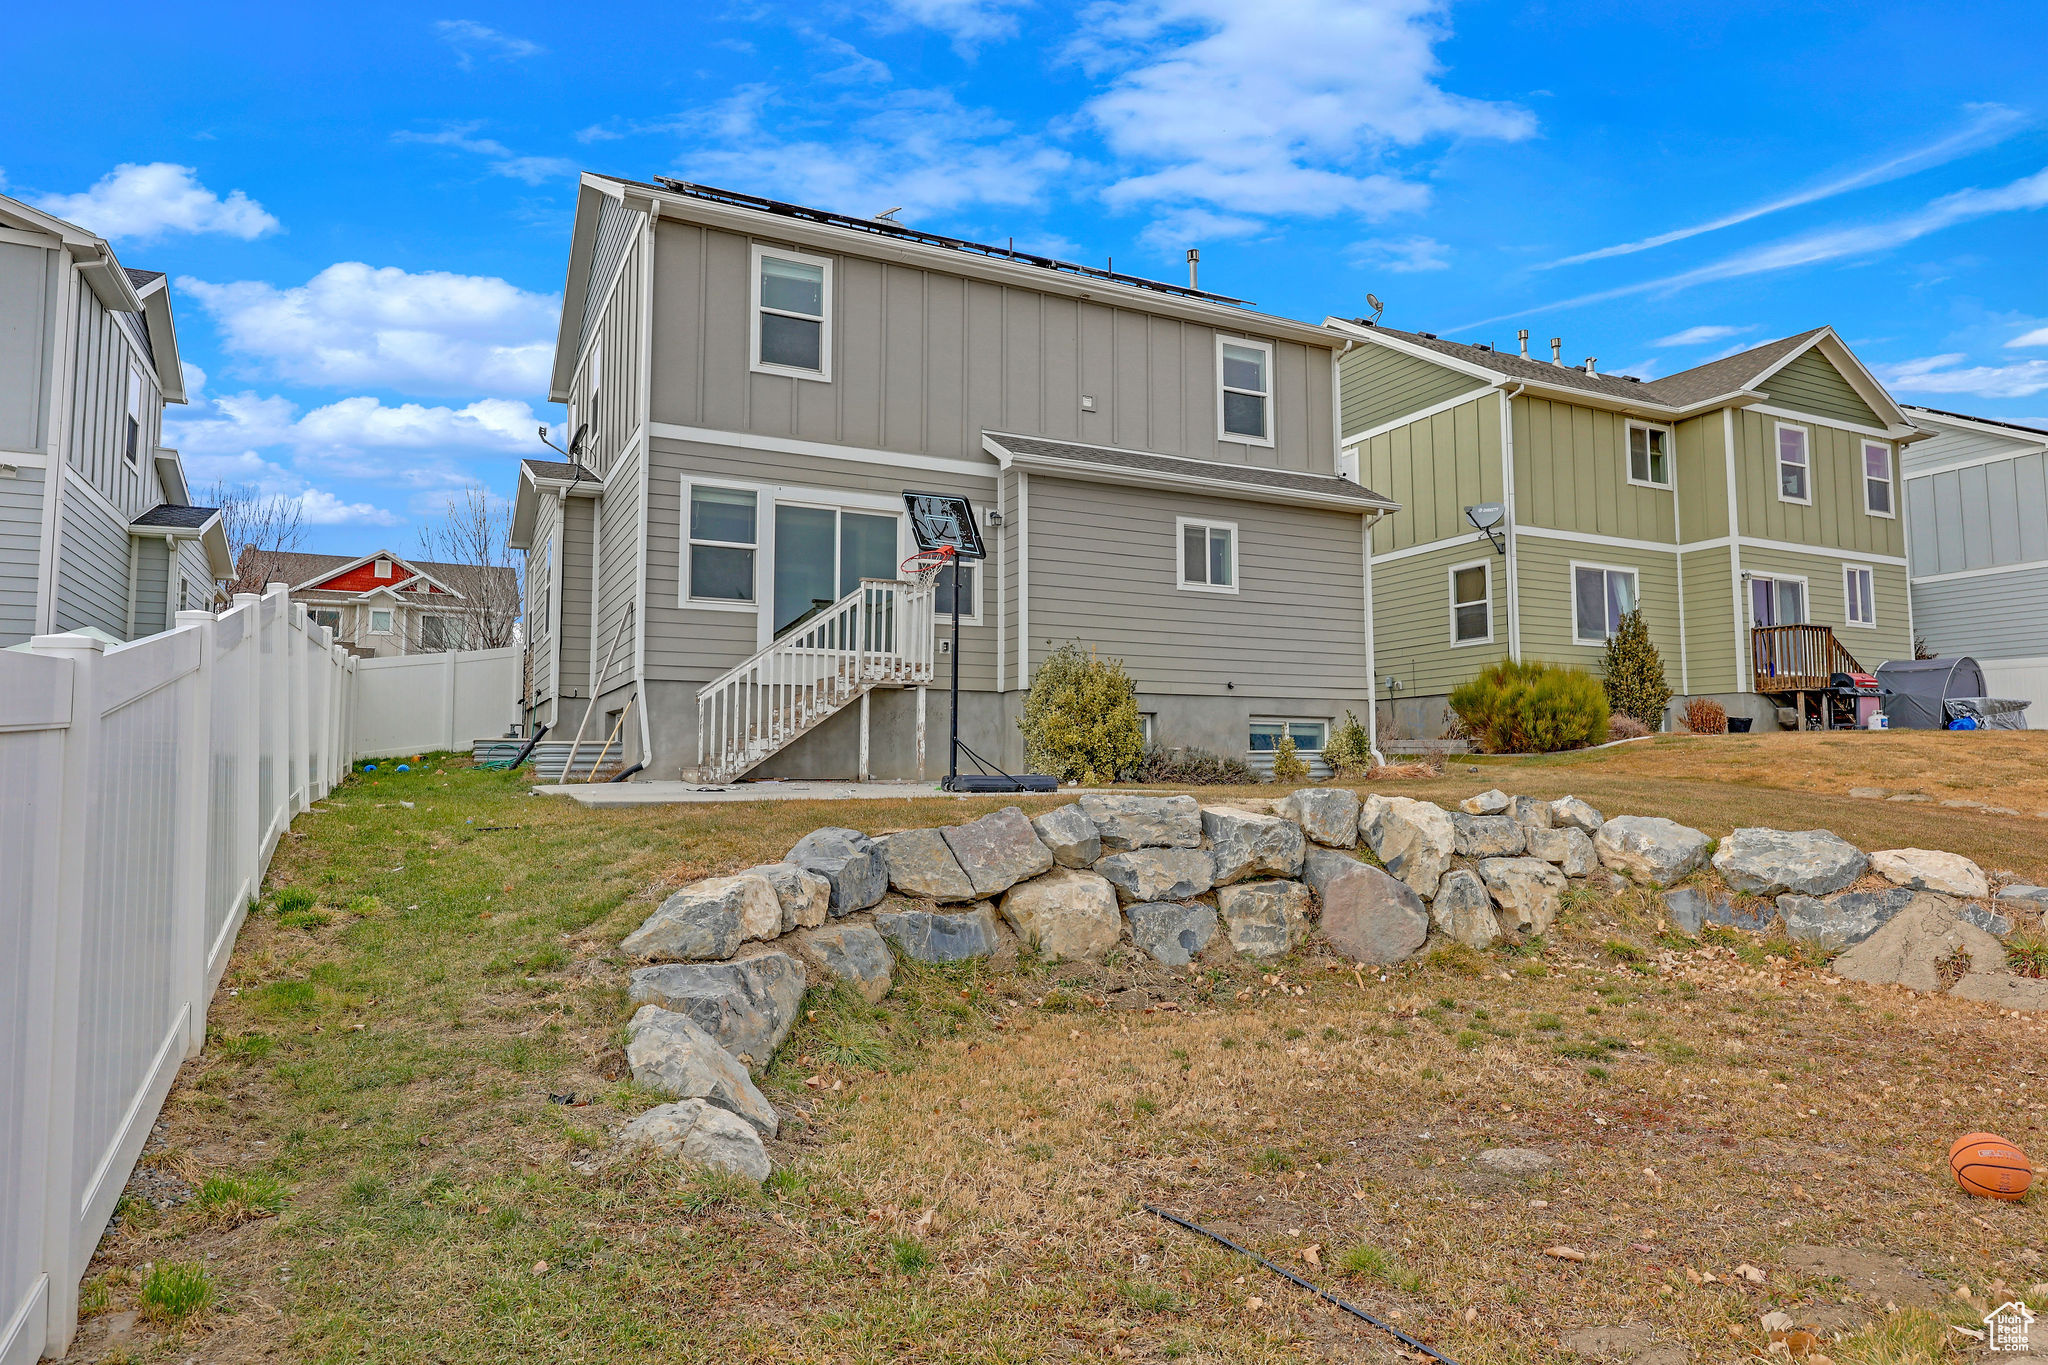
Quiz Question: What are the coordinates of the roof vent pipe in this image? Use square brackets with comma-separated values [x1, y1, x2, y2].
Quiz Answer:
[1518, 328, 1530, 359]
[1584, 357, 1598, 376]
[1187, 248, 1199, 289]
[1550, 337, 1563, 365]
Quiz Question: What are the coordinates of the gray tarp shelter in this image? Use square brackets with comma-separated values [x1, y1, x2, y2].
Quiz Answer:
[1876, 656, 2030, 729]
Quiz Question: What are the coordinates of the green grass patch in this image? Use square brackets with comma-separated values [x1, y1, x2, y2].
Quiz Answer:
[139, 1262, 215, 1322]
[1335, 1243, 1422, 1293]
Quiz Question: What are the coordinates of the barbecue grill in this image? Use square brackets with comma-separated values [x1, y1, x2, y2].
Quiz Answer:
[1826, 671, 1882, 730]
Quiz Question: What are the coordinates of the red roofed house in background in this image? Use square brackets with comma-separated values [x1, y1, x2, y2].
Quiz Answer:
[249, 547, 518, 657]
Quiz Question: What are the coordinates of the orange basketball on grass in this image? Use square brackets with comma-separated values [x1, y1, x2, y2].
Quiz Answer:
[1949, 1133, 2034, 1201]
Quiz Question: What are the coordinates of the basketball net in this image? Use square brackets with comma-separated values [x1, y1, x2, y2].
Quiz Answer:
[900, 544, 956, 598]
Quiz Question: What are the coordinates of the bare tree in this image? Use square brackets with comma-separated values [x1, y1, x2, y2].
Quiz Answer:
[417, 484, 522, 649]
[210, 482, 307, 601]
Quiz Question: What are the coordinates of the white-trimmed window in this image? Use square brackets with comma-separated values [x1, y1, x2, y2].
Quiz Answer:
[124, 364, 144, 467]
[1844, 564, 1876, 627]
[934, 559, 981, 623]
[1776, 423, 1811, 504]
[1449, 560, 1492, 645]
[1217, 336, 1273, 445]
[1250, 719, 1327, 759]
[1571, 562, 1639, 645]
[1748, 574, 1806, 627]
[1177, 517, 1237, 593]
[369, 607, 394, 634]
[751, 245, 832, 380]
[420, 614, 463, 651]
[311, 607, 340, 632]
[374, 556, 393, 579]
[1627, 421, 1672, 488]
[686, 483, 759, 604]
[1862, 441, 1894, 517]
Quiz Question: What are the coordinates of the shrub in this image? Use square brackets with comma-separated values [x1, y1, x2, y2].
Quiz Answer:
[1683, 696, 1728, 734]
[1607, 714, 1652, 740]
[1323, 710, 1374, 778]
[1131, 746, 1257, 785]
[1017, 644, 1145, 784]
[1601, 610, 1671, 729]
[1448, 660, 1609, 754]
[1270, 733, 1309, 782]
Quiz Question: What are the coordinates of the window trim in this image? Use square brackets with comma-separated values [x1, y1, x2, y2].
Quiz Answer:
[123, 363, 144, 468]
[1861, 440, 1896, 518]
[1745, 571, 1810, 628]
[1568, 559, 1641, 647]
[1215, 334, 1275, 447]
[749, 243, 834, 383]
[1175, 515, 1240, 594]
[1842, 563, 1878, 628]
[1625, 419, 1674, 490]
[1447, 558, 1494, 647]
[931, 556, 984, 626]
[368, 606, 395, 634]
[1248, 717, 1330, 758]
[1774, 421, 1813, 506]
[681, 478, 763, 612]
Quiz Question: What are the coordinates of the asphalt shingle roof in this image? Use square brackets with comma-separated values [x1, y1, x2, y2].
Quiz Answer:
[130, 503, 219, 530]
[248, 549, 516, 595]
[987, 432, 1395, 508]
[521, 458, 599, 481]
[123, 267, 165, 289]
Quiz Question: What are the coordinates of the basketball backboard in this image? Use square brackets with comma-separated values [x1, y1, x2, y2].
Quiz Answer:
[902, 490, 986, 561]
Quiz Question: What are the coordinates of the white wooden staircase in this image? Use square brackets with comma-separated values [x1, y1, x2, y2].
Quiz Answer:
[689, 577, 937, 782]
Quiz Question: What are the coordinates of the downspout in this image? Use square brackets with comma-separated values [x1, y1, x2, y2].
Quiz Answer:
[1498, 384, 1523, 660]
[1363, 507, 1384, 767]
[634, 201, 658, 772]
[1723, 406, 1747, 691]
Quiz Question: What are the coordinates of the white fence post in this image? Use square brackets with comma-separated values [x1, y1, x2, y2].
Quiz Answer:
[172, 610, 215, 1059]
[26, 634, 103, 1357]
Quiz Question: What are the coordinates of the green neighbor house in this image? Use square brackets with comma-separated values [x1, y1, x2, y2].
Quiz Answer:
[1327, 321, 1927, 737]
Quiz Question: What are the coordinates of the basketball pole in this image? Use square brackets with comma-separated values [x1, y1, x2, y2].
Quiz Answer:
[948, 568, 961, 786]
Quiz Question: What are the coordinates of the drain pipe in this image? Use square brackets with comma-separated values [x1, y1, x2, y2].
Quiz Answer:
[1499, 384, 1524, 660]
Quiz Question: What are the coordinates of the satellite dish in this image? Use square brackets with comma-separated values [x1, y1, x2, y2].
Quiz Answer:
[1366, 293, 1385, 323]
[567, 423, 590, 457]
[1466, 503, 1505, 531]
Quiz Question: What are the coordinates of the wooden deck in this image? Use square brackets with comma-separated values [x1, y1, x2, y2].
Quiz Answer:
[1750, 623, 1862, 695]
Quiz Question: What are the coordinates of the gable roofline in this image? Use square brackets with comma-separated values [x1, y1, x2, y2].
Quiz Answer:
[1742, 325, 1913, 434]
[350, 570, 466, 602]
[132, 271, 186, 404]
[291, 547, 437, 594]
[0, 192, 184, 396]
[509, 457, 605, 550]
[1901, 404, 2048, 442]
[549, 176, 629, 402]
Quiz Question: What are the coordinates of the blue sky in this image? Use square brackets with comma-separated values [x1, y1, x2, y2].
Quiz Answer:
[7, 1, 2045, 554]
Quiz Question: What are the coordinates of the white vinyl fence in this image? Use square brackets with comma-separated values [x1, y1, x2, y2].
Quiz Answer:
[353, 645, 521, 758]
[0, 584, 355, 1362]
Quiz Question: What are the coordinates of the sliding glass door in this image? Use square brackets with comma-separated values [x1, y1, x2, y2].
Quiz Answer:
[772, 506, 899, 636]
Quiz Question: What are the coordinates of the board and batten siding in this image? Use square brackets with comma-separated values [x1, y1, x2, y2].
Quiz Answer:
[52, 478, 130, 636]
[1024, 476, 1368, 697]
[1736, 543, 1911, 670]
[132, 537, 170, 635]
[1370, 540, 1508, 697]
[1353, 393, 1500, 552]
[558, 496, 596, 698]
[564, 223, 645, 481]
[0, 240, 59, 454]
[1512, 535, 1684, 677]
[1905, 449, 2048, 577]
[1899, 420, 2042, 477]
[1513, 395, 1678, 543]
[1339, 342, 1486, 435]
[68, 288, 164, 517]
[648, 219, 1336, 472]
[1913, 565, 2048, 660]
[1758, 348, 1882, 430]
[576, 194, 639, 385]
[0, 466, 46, 645]
[592, 455, 638, 696]
[1731, 409, 1903, 558]
[1673, 414, 1730, 543]
[526, 492, 558, 709]
[1678, 544, 1740, 694]
[643, 435, 1000, 688]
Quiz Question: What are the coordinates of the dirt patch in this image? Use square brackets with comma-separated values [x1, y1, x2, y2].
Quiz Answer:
[1780, 1244, 1944, 1308]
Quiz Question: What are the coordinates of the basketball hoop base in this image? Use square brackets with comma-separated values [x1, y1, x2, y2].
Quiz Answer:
[943, 773, 1060, 794]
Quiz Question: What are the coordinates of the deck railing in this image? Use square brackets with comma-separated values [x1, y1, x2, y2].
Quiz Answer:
[1750, 623, 1862, 694]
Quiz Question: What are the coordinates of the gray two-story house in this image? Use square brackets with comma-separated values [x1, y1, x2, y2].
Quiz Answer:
[0, 193, 229, 648]
[511, 175, 1396, 781]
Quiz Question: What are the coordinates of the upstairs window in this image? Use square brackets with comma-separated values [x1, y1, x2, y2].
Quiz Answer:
[374, 557, 393, 579]
[752, 246, 832, 380]
[124, 364, 144, 467]
[1217, 337, 1273, 444]
[369, 607, 394, 634]
[1844, 565, 1876, 627]
[1627, 422, 1671, 488]
[687, 484, 759, 603]
[1177, 517, 1237, 593]
[1450, 561, 1492, 644]
[1776, 423, 1811, 504]
[1863, 441, 1894, 516]
[1572, 563, 1638, 645]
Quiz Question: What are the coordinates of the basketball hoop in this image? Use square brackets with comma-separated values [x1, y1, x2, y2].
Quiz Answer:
[900, 544, 955, 596]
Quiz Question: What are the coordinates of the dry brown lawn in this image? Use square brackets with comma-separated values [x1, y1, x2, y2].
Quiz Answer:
[64, 737, 2048, 1364]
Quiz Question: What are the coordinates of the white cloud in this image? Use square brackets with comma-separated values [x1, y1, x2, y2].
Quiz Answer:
[1076, 0, 1532, 232]
[297, 489, 403, 526]
[170, 389, 538, 463]
[1877, 353, 2048, 399]
[179, 262, 558, 397]
[876, 0, 1027, 51]
[1653, 324, 1756, 347]
[2007, 326, 2048, 348]
[436, 19, 544, 67]
[1346, 235, 1451, 273]
[1540, 104, 2031, 269]
[393, 125, 578, 185]
[34, 163, 280, 242]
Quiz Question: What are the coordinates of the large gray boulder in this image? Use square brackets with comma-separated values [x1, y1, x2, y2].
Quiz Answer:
[1712, 828, 1868, 897]
[1096, 848, 1217, 904]
[626, 950, 808, 1070]
[1996, 884, 2048, 912]
[878, 828, 976, 902]
[1274, 788, 1361, 848]
[1477, 857, 1569, 936]
[1510, 796, 1554, 830]
[1460, 788, 1512, 815]
[738, 863, 832, 933]
[786, 828, 888, 916]
[1216, 880, 1312, 958]
[998, 868, 1122, 961]
[1832, 897, 2004, 992]
[1594, 816, 1709, 885]
[1201, 805, 1307, 884]
[1305, 849, 1427, 963]
[1127, 901, 1219, 967]
[1548, 795, 1605, 834]
[1660, 887, 1707, 937]
[1776, 887, 1920, 949]
[1949, 973, 2048, 1010]
[1030, 804, 1102, 869]
[1870, 848, 1990, 900]
[617, 1099, 770, 1182]
[1077, 794, 1201, 851]
[1661, 887, 1779, 936]
[1451, 812, 1525, 858]
[1524, 825, 1598, 877]
[1360, 796, 1456, 899]
[1431, 868, 1500, 950]
[942, 806, 1055, 897]
[622, 874, 783, 962]
[625, 1006, 780, 1138]
[792, 922, 893, 1003]
[874, 904, 1005, 963]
